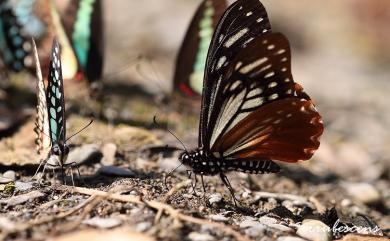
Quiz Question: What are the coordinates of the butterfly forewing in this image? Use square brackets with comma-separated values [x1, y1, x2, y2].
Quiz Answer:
[32, 39, 51, 155]
[200, 0, 272, 148]
[47, 39, 66, 144]
[174, 0, 227, 97]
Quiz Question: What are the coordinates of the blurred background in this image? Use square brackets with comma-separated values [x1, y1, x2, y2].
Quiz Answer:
[0, 0, 389, 191]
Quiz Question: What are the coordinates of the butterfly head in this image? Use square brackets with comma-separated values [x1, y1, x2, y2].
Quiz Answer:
[50, 142, 70, 166]
[179, 149, 205, 166]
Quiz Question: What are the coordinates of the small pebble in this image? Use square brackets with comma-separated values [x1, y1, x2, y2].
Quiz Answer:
[0, 177, 13, 184]
[259, 216, 279, 225]
[82, 217, 122, 229]
[343, 182, 381, 204]
[208, 214, 228, 222]
[101, 143, 117, 165]
[98, 166, 137, 177]
[277, 236, 306, 241]
[245, 224, 266, 237]
[208, 193, 222, 204]
[296, 219, 331, 241]
[188, 232, 215, 241]
[3, 170, 16, 181]
[239, 217, 258, 228]
[135, 222, 152, 232]
[14, 181, 33, 192]
[66, 144, 102, 166]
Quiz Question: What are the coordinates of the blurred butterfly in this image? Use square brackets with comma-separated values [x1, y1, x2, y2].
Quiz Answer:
[32, 38, 92, 183]
[173, 0, 227, 99]
[0, 0, 79, 80]
[177, 0, 324, 206]
[59, 0, 104, 82]
[0, 1, 33, 72]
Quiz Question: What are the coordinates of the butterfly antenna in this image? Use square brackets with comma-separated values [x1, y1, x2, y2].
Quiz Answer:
[153, 116, 187, 152]
[65, 119, 94, 143]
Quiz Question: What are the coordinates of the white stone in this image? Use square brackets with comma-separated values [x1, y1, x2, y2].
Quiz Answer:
[296, 219, 331, 241]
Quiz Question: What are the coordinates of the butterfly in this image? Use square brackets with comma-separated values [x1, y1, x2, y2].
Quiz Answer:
[0, 1, 33, 72]
[173, 0, 227, 98]
[177, 0, 324, 206]
[59, 0, 104, 82]
[32, 37, 87, 183]
[0, 0, 79, 80]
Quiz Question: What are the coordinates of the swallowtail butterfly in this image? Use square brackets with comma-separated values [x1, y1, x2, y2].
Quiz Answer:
[59, 0, 104, 82]
[33, 38, 79, 182]
[173, 0, 227, 98]
[178, 0, 324, 205]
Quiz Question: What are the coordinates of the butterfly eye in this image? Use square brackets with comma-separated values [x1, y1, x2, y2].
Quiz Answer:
[52, 145, 60, 155]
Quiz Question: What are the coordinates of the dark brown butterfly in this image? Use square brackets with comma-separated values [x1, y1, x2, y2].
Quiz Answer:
[173, 0, 227, 98]
[178, 0, 324, 206]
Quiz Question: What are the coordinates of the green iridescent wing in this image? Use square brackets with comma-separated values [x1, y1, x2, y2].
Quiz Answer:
[173, 0, 227, 97]
[60, 0, 103, 82]
[46, 38, 66, 144]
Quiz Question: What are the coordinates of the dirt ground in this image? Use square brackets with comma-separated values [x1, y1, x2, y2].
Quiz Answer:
[0, 0, 389, 241]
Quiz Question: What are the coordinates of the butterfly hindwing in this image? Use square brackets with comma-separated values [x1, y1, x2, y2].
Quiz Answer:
[174, 0, 227, 97]
[32, 38, 51, 155]
[47, 38, 66, 144]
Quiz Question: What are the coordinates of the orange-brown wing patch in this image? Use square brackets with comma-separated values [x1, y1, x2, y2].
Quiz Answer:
[211, 98, 323, 162]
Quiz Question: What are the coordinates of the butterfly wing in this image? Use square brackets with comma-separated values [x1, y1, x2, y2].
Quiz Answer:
[0, 2, 32, 71]
[47, 38, 66, 144]
[60, 0, 104, 82]
[200, 0, 323, 163]
[173, 0, 227, 97]
[200, 0, 272, 148]
[33, 38, 51, 155]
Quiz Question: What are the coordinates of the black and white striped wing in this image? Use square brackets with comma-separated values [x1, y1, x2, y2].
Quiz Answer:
[32, 39, 51, 155]
[46, 39, 66, 144]
[200, 0, 272, 149]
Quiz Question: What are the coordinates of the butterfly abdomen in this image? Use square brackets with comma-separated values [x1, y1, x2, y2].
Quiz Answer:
[180, 150, 280, 175]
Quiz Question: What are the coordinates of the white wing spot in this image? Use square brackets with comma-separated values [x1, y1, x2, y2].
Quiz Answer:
[286, 113, 293, 118]
[284, 78, 291, 82]
[281, 67, 287, 72]
[246, 11, 253, 16]
[216, 56, 227, 70]
[247, 88, 263, 98]
[269, 93, 278, 100]
[286, 89, 293, 94]
[240, 57, 268, 74]
[224, 28, 249, 48]
[235, 62, 243, 70]
[267, 44, 275, 50]
[264, 71, 275, 78]
[257, 18, 263, 23]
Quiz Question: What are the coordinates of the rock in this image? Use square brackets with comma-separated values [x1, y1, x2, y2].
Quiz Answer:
[135, 222, 152, 232]
[0, 190, 45, 206]
[14, 181, 34, 192]
[65, 144, 102, 167]
[82, 217, 122, 229]
[101, 143, 117, 165]
[259, 216, 279, 226]
[0, 176, 13, 184]
[343, 182, 381, 204]
[208, 214, 228, 222]
[208, 193, 222, 205]
[240, 218, 259, 228]
[3, 170, 16, 181]
[277, 236, 306, 241]
[296, 219, 332, 241]
[187, 232, 215, 241]
[48, 229, 155, 241]
[98, 166, 137, 177]
[334, 234, 389, 241]
[245, 224, 266, 237]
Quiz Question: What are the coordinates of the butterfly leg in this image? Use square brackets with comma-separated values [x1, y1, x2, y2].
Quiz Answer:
[219, 173, 238, 207]
[200, 174, 207, 203]
[32, 158, 46, 181]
